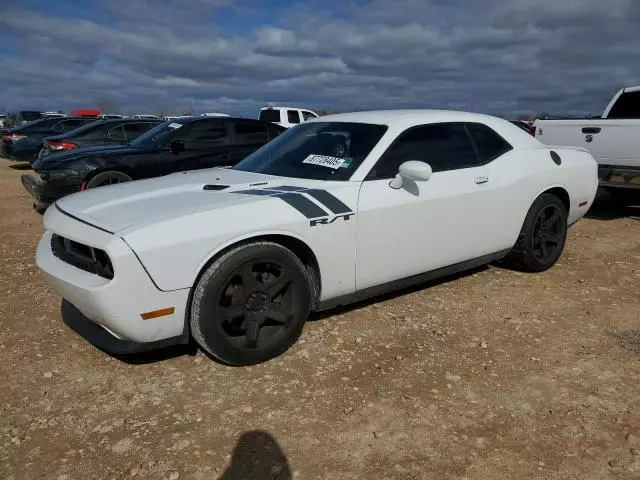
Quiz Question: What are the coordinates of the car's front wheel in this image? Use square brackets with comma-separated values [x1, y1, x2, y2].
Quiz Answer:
[84, 171, 132, 189]
[505, 193, 568, 272]
[190, 241, 312, 365]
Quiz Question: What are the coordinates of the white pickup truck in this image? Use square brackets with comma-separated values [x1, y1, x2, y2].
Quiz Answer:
[534, 86, 640, 202]
[258, 106, 319, 128]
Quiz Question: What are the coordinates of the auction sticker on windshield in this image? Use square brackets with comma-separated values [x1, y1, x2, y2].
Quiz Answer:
[303, 154, 345, 170]
[168, 123, 183, 129]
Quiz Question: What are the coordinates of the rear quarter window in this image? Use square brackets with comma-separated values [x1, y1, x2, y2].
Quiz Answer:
[465, 123, 513, 163]
[259, 109, 281, 123]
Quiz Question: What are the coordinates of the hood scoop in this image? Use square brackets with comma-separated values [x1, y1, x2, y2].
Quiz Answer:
[203, 184, 230, 191]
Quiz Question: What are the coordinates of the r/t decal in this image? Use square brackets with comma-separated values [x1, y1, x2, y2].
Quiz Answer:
[310, 213, 354, 227]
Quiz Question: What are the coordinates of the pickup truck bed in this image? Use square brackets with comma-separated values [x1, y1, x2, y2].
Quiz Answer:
[534, 87, 640, 197]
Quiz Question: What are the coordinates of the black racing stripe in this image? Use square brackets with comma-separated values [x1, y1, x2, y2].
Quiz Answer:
[234, 189, 280, 196]
[269, 185, 308, 192]
[304, 189, 352, 214]
[276, 193, 328, 219]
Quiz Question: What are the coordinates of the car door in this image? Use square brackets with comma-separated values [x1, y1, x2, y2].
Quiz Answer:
[156, 119, 232, 175]
[227, 120, 270, 164]
[355, 123, 502, 291]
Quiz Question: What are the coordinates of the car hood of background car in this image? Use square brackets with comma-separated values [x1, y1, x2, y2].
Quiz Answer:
[32, 145, 135, 169]
[54, 168, 353, 234]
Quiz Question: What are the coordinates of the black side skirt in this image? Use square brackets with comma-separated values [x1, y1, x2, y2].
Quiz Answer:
[316, 249, 511, 311]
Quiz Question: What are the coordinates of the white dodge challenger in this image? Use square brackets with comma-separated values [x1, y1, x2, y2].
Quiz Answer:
[36, 110, 599, 365]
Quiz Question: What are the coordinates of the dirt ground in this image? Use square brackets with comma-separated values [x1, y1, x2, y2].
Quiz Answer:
[1, 158, 639, 480]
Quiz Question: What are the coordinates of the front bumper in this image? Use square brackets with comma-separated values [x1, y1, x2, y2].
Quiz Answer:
[36, 213, 190, 348]
[21, 173, 81, 212]
[598, 165, 640, 190]
[61, 300, 185, 354]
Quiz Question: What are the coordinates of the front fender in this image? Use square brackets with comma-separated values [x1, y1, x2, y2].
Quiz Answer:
[122, 201, 358, 299]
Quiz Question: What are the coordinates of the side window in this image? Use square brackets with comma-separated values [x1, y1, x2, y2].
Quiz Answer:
[465, 123, 512, 163]
[607, 91, 640, 119]
[51, 121, 66, 133]
[180, 122, 229, 148]
[301, 111, 317, 121]
[287, 110, 301, 124]
[369, 124, 479, 180]
[108, 126, 126, 141]
[122, 122, 154, 140]
[258, 109, 281, 123]
[233, 122, 268, 145]
[55, 119, 89, 132]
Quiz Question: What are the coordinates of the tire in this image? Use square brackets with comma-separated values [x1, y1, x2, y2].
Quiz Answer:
[190, 241, 312, 365]
[84, 170, 132, 189]
[504, 193, 568, 272]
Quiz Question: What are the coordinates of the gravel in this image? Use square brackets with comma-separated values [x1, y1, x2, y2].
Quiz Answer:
[1, 160, 640, 479]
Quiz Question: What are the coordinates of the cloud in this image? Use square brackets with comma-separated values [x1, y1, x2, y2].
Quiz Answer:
[0, 0, 638, 117]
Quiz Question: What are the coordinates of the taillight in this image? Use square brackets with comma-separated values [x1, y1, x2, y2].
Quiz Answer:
[2, 134, 27, 142]
[47, 140, 78, 151]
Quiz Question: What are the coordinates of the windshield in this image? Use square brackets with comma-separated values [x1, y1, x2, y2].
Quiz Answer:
[129, 119, 186, 148]
[233, 122, 388, 181]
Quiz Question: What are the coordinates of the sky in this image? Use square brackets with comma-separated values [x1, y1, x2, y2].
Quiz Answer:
[0, 0, 639, 118]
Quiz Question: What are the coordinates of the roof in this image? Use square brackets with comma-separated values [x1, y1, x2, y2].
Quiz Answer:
[97, 117, 161, 124]
[261, 106, 314, 111]
[308, 109, 543, 149]
[315, 109, 502, 125]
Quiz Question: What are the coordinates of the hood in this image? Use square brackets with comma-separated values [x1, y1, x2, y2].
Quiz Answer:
[55, 168, 314, 233]
[33, 144, 135, 169]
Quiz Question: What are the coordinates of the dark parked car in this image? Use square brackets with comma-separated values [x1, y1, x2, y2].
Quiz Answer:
[22, 116, 286, 212]
[2, 117, 97, 163]
[41, 118, 162, 158]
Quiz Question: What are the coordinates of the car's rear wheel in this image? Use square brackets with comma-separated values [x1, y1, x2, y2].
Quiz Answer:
[190, 241, 312, 365]
[504, 193, 568, 272]
[84, 171, 132, 189]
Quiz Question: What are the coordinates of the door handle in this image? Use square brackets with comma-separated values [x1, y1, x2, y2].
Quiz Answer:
[474, 176, 490, 185]
[581, 127, 601, 134]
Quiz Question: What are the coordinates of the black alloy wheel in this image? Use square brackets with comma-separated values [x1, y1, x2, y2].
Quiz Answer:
[190, 241, 312, 365]
[216, 259, 301, 349]
[531, 204, 564, 263]
[504, 193, 568, 272]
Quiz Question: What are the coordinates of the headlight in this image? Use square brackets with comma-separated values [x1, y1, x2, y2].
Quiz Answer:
[44, 169, 80, 181]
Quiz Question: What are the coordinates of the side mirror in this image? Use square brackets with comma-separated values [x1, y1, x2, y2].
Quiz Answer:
[389, 161, 432, 189]
[169, 140, 185, 154]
